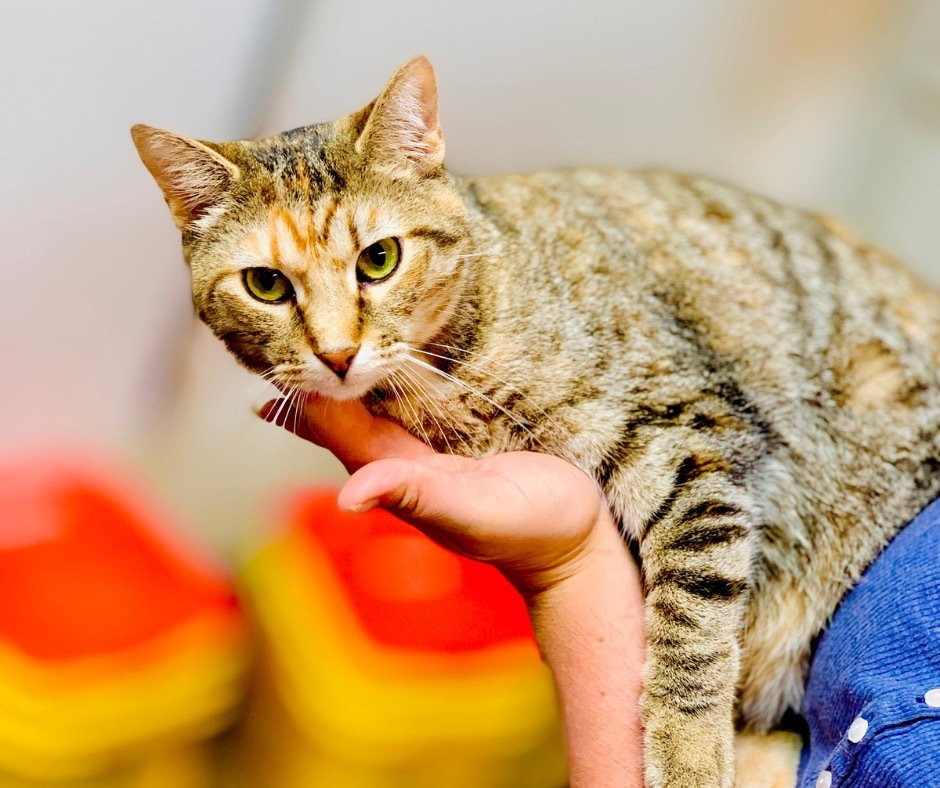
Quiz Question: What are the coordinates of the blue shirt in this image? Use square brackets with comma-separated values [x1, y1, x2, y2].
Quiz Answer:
[798, 496, 940, 787]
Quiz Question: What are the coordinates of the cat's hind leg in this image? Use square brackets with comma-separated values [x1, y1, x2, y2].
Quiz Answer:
[734, 730, 801, 788]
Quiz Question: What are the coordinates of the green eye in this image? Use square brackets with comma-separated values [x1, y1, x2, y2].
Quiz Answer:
[356, 238, 400, 282]
[244, 267, 294, 303]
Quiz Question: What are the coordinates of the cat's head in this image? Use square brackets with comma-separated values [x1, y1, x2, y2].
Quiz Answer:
[132, 56, 474, 401]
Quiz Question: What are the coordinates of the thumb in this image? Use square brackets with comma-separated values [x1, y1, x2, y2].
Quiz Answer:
[338, 457, 449, 520]
[337, 456, 484, 551]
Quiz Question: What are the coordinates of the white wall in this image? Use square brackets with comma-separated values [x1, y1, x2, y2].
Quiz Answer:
[1, 0, 271, 448]
[262, 0, 939, 270]
[2, 0, 938, 549]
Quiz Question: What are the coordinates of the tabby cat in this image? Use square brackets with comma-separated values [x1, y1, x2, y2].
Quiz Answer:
[132, 56, 940, 787]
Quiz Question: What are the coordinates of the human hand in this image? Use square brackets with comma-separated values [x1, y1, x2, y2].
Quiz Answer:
[260, 393, 647, 786]
[259, 394, 614, 595]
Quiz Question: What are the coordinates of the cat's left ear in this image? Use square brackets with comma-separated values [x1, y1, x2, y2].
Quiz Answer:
[356, 56, 445, 176]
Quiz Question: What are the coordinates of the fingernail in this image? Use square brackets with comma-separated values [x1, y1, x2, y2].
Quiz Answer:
[255, 400, 278, 421]
[345, 498, 378, 513]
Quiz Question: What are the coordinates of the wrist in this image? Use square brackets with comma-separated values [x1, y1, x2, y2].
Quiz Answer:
[509, 503, 627, 600]
[523, 506, 638, 629]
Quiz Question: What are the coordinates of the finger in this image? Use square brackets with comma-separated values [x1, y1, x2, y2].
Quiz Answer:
[336, 457, 476, 555]
[338, 457, 444, 513]
[338, 455, 495, 535]
[259, 395, 433, 473]
[258, 397, 322, 441]
[344, 450, 607, 538]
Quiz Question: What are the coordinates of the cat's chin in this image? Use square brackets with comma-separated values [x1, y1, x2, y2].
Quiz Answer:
[318, 385, 369, 403]
[305, 374, 379, 403]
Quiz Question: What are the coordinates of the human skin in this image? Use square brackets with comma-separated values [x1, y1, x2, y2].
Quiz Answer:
[259, 395, 647, 787]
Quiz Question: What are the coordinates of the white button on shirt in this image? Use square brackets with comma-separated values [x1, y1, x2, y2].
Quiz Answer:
[847, 716, 868, 743]
[925, 688, 940, 708]
[816, 769, 833, 788]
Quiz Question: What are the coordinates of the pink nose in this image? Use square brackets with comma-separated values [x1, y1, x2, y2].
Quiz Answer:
[316, 348, 358, 379]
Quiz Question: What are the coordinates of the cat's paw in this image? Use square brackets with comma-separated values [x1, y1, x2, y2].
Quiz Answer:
[644, 713, 736, 788]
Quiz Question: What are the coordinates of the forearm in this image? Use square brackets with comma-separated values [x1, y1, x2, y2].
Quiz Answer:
[525, 511, 646, 788]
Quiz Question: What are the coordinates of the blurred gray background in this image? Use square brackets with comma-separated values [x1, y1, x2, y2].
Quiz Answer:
[2, 0, 938, 551]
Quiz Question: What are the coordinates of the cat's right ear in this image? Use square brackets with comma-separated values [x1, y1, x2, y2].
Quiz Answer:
[131, 125, 240, 230]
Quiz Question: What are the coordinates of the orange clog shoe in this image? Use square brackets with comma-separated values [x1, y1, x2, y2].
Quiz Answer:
[234, 488, 566, 788]
[0, 454, 251, 786]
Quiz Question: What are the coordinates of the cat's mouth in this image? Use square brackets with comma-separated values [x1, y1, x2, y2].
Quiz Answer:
[291, 362, 391, 403]
[267, 346, 427, 405]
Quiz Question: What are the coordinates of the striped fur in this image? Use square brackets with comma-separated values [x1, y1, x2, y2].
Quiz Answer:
[133, 57, 940, 787]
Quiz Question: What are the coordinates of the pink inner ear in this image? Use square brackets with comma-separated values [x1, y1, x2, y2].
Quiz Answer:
[406, 59, 440, 130]
[159, 148, 232, 222]
[360, 57, 445, 174]
[132, 126, 238, 226]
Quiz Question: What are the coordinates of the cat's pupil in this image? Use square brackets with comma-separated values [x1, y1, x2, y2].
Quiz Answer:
[368, 246, 387, 267]
[259, 269, 277, 290]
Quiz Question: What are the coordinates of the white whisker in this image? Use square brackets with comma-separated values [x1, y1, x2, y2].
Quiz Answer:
[404, 354, 547, 451]
[412, 344, 567, 436]
[251, 368, 286, 412]
[291, 387, 305, 436]
[451, 246, 503, 260]
[395, 367, 469, 489]
[423, 341, 521, 373]
[272, 383, 297, 427]
[387, 373, 437, 456]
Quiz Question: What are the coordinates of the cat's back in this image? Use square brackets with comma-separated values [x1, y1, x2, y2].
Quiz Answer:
[462, 167, 940, 374]
[465, 168, 940, 507]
